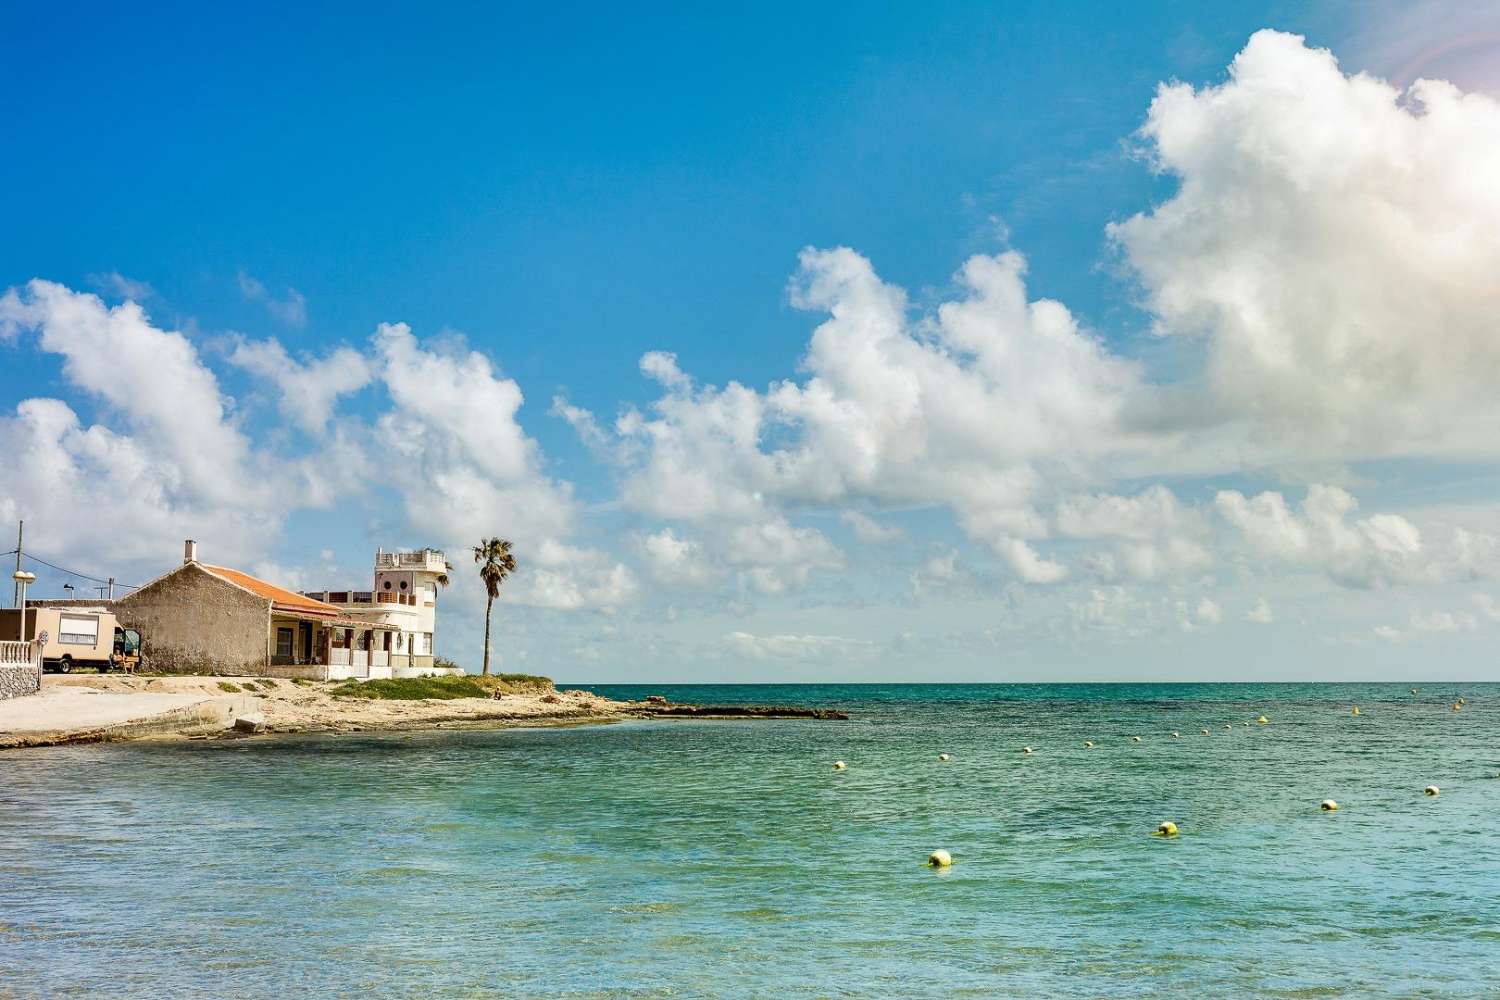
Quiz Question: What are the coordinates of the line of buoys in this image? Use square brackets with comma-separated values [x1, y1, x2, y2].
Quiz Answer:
[833, 760, 847, 770]
[927, 849, 952, 867]
[1424, 785, 1440, 796]
[1156, 821, 1178, 837]
[1321, 799, 1339, 811]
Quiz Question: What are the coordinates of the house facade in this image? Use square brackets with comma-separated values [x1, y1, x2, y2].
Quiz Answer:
[301, 547, 449, 672]
[113, 541, 454, 680]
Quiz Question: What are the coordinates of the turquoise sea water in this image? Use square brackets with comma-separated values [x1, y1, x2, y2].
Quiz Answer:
[2, 683, 1498, 997]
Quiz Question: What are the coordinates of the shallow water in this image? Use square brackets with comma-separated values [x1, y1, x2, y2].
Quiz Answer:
[1, 683, 1497, 997]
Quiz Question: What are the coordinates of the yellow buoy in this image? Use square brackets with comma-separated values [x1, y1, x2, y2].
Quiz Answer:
[1424, 785, 1440, 796]
[1083, 740, 1095, 748]
[1351, 706, 1360, 716]
[927, 849, 952, 867]
[938, 753, 951, 762]
[1172, 731, 1181, 738]
[1257, 715, 1268, 725]
[1156, 821, 1178, 837]
[833, 760, 847, 770]
[1224, 724, 1233, 731]
[1201, 728, 1210, 735]
[1458, 697, 1466, 705]
[1022, 746, 1034, 754]
[1452, 702, 1462, 712]
[1320, 799, 1339, 811]
[1132, 736, 1142, 743]
[1410, 688, 1418, 695]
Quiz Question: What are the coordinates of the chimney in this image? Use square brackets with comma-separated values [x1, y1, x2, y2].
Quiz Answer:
[184, 539, 198, 564]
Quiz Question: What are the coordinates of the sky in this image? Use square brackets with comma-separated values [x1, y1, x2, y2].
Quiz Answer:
[4, 1, 1500, 681]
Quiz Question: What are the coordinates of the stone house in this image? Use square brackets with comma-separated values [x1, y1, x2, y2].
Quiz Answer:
[116, 541, 402, 679]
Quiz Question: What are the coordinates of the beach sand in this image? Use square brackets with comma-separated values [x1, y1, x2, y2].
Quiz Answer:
[0, 675, 843, 748]
[0, 675, 631, 748]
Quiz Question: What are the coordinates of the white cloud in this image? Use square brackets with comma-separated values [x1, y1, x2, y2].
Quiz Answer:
[1246, 597, 1274, 624]
[841, 510, 901, 543]
[1373, 608, 1478, 642]
[1111, 29, 1500, 464]
[724, 516, 844, 594]
[720, 630, 876, 662]
[634, 528, 719, 587]
[228, 336, 373, 434]
[1056, 485, 1212, 581]
[238, 270, 308, 328]
[1195, 597, 1223, 625]
[1215, 484, 1496, 587]
[86, 272, 154, 302]
[570, 247, 1142, 584]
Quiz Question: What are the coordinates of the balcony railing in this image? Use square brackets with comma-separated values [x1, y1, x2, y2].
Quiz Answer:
[302, 590, 417, 607]
[375, 550, 448, 572]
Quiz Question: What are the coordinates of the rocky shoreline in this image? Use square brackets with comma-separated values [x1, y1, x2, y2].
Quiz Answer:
[0, 676, 846, 748]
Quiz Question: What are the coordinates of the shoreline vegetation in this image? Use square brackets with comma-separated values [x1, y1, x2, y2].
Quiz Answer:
[0, 673, 847, 749]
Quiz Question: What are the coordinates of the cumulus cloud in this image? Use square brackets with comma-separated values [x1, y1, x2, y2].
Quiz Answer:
[1215, 484, 1497, 587]
[238, 270, 308, 328]
[1111, 29, 1500, 463]
[1246, 597, 1274, 624]
[367, 323, 633, 611]
[634, 528, 719, 587]
[1057, 485, 1212, 581]
[228, 336, 373, 434]
[569, 246, 1143, 584]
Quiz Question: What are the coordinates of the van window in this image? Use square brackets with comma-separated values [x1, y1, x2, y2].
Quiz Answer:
[59, 614, 99, 645]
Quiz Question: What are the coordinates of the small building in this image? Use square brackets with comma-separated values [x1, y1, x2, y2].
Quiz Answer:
[301, 547, 449, 672]
[114, 540, 454, 680]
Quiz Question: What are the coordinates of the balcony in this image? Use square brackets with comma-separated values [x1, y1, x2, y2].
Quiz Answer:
[375, 549, 448, 573]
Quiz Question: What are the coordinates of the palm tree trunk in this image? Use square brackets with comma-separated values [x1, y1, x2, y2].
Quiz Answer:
[482, 594, 494, 676]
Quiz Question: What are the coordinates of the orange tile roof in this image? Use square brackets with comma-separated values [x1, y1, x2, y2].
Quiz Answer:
[200, 564, 342, 616]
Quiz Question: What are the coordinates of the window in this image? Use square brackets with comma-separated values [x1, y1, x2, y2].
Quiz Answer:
[275, 628, 294, 657]
[382, 580, 392, 590]
[59, 614, 99, 645]
[399, 580, 408, 590]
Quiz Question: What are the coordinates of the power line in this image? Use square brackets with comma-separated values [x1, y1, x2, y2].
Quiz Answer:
[1, 550, 140, 591]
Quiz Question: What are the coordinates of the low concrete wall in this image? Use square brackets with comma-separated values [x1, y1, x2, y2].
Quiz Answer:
[0, 664, 41, 700]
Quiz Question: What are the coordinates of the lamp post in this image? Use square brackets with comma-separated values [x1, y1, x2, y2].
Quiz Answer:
[13, 570, 36, 642]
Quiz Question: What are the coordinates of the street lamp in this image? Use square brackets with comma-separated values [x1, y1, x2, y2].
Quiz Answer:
[12, 570, 36, 643]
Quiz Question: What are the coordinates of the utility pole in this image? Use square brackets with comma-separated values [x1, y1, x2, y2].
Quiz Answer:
[12, 520, 21, 608]
[107, 577, 115, 600]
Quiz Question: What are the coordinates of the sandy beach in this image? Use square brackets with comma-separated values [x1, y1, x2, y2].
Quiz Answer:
[0, 675, 845, 748]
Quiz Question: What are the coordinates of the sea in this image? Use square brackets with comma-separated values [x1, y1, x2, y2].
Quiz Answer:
[1, 683, 1497, 998]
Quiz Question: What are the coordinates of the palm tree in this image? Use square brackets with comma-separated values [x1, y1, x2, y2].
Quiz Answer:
[473, 538, 516, 676]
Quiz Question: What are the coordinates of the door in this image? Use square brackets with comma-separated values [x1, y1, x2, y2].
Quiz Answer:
[300, 621, 313, 662]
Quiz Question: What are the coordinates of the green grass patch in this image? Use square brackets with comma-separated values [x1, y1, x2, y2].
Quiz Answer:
[217, 681, 242, 693]
[329, 673, 553, 701]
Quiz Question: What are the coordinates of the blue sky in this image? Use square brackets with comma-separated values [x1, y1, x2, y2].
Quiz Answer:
[5, 2, 1500, 680]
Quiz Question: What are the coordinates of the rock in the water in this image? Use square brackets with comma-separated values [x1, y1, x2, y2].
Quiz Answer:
[232, 714, 266, 734]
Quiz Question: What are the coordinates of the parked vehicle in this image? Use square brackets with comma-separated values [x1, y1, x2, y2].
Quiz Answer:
[0, 607, 142, 673]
